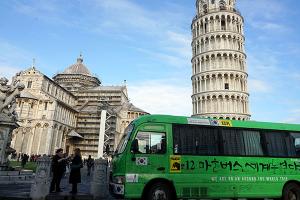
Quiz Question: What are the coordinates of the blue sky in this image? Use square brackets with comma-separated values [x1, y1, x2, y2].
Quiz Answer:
[0, 0, 300, 123]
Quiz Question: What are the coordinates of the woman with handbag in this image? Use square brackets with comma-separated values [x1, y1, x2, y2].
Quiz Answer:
[69, 148, 83, 194]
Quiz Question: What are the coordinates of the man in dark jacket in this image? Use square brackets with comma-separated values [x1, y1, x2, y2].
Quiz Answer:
[21, 154, 29, 168]
[50, 148, 69, 193]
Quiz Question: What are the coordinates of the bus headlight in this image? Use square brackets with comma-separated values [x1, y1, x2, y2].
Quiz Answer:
[113, 176, 125, 184]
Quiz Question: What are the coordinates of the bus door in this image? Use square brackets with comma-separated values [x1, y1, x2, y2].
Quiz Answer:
[125, 124, 169, 197]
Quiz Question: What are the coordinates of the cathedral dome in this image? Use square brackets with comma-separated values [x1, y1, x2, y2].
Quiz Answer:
[63, 54, 92, 76]
[53, 54, 101, 90]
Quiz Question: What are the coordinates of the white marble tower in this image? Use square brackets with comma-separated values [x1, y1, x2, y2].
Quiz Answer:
[191, 0, 250, 120]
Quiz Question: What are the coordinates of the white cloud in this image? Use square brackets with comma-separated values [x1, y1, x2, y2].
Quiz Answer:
[292, 73, 300, 80]
[238, 0, 285, 20]
[0, 39, 33, 80]
[128, 80, 192, 116]
[248, 79, 272, 93]
[12, 0, 79, 27]
[134, 47, 188, 69]
[0, 66, 23, 80]
[238, 0, 289, 34]
[12, 0, 192, 69]
[133, 31, 191, 69]
[291, 109, 300, 114]
[283, 109, 300, 124]
[91, 1, 192, 68]
[93, 0, 160, 33]
[164, 31, 191, 60]
[251, 22, 289, 32]
[0, 41, 32, 64]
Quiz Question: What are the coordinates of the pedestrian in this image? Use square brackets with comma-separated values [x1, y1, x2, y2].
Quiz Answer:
[69, 148, 83, 194]
[21, 154, 28, 168]
[17, 153, 21, 162]
[50, 148, 69, 193]
[86, 155, 94, 176]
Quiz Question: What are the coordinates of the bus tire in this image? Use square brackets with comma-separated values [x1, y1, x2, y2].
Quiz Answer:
[283, 182, 300, 200]
[145, 182, 175, 200]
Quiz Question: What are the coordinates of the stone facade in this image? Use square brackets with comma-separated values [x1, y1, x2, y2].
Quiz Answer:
[11, 56, 148, 157]
[191, 0, 250, 120]
[11, 67, 77, 156]
[114, 102, 148, 149]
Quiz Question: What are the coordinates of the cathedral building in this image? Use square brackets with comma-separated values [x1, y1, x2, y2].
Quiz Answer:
[11, 55, 148, 157]
[191, 0, 250, 120]
[11, 66, 77, 155]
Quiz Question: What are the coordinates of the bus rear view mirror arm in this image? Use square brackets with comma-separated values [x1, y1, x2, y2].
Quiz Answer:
[131, 139, 139, 154]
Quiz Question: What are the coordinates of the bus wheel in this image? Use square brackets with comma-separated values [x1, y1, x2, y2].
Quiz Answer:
[146, 182, 174, 200]
[283, 183, 300, 200]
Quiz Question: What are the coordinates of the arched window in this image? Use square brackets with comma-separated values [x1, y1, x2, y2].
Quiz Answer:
[219, 0, 226, 10]
[27, 80, 32, 88]
[203, 4, 208, 13]
[221, 17, 226, 30]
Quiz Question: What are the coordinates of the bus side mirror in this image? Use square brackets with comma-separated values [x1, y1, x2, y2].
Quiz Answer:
[131, 139, 139, 154]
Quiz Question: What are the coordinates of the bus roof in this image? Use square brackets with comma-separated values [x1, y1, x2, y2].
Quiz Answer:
[133, 114, 300, 132]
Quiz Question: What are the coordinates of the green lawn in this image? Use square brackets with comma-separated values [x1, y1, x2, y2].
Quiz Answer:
[9, 161, 37, 172]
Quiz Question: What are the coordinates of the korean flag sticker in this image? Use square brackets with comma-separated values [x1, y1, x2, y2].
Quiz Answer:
[136, 157, 148, 166]
[210, 119, 219, 126]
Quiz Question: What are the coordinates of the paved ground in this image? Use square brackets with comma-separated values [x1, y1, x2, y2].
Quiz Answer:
[0, 166, 118, 200]
[0, 183, 31, 199]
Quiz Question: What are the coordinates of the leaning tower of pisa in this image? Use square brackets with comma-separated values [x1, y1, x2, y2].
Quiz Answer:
[191, 0, 250, 120]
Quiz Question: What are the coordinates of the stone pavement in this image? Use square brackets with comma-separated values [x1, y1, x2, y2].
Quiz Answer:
[0, 183, 31, 199]
[0, 166, 119, 200]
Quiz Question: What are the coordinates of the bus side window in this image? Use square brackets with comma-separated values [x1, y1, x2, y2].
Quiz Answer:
[261, 131, 295, 157]
[290, 132, 300, 157]
[173, 124, 220, 155]
[135, 131, 166, 154]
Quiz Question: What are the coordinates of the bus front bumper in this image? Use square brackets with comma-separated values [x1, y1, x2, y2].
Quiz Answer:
[109, 182, 124, 197]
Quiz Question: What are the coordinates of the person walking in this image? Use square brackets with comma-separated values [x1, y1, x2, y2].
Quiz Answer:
[50, 148, 69, 193]
[86, 155, 94, 176]
[69, 148, 83, 194]
[21, 154, 28, 168]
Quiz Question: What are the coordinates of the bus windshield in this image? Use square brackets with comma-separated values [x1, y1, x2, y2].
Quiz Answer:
[115, 123, 134, 154]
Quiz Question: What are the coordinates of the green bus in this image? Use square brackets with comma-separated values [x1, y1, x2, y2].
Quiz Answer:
[110, 114, 300, 200]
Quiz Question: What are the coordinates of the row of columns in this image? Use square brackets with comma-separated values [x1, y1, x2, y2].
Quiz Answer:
[192, 76, 247, 93]
[49, 126, 66, 154]
[192, 15, 243, 37]
[12, 124, 68, 155]
[192, 55, 246, 73]
[17, 99, 35, 119]
[127, 112, 142, 119]
[45, 80, 76, 105]
[54, 104, 76, 127]
[197, 2, 236, 15]
[17, 98, 76, 130]
[192, 97, 249, 115]
[192, 36, 244, 55]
